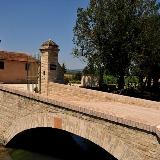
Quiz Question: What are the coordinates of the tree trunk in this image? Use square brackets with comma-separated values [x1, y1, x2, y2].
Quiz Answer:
[152, 75, 159, 93]
[118, 72, 125, 90]
[139, 76, 144, 88]
[98, 67, 104, 89]
[146, 75, 151, 88]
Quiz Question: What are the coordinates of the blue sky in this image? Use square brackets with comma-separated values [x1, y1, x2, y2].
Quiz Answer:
[1, 0, 160, 69]
[0, 0, 88, 69]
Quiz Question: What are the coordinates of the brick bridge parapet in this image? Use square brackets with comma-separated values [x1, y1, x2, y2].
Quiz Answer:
[0, 84, 159, 160]
[48, 82, 160, 110]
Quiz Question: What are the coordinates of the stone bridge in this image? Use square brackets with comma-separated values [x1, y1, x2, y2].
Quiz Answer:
[0, 83, 160, 160]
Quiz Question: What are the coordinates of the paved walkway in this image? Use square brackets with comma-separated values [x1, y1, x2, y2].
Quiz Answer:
[72, 101, 160, 127]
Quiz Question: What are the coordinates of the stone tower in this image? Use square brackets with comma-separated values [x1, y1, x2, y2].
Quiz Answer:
[39, 39, 59, 94]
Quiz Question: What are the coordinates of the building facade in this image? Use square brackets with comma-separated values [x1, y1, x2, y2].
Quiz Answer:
[0, 51, 38, 84]
[0, 39, 64, 88]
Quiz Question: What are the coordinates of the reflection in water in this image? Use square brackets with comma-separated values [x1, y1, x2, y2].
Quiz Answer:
[0, 148, 62, 160]
[0, 128, 117, 160]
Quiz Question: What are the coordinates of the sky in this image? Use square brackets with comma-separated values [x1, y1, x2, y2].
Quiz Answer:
[0, 0, 89, 69]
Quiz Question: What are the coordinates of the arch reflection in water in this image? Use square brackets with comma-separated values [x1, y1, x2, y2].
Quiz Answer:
[6, 127, 117, 160]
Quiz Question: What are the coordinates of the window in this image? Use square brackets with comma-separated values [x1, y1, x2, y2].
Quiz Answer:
[0, 61, 4, 69]
[50, 64, 57, 70]
[25, 63, 30, 70]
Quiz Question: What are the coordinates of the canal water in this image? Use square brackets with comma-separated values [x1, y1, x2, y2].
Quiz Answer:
[0, 147, 62, 160]
[0, 128, 117, 160]
[0, 145, 117, 160]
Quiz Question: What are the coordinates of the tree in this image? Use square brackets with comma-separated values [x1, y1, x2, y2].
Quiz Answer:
[73, 0, 160, 89]
[73, 0, 109, 88]
[131, 14, 160, 89]
[62, 63, 67, 73]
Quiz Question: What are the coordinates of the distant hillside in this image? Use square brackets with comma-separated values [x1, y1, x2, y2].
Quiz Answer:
[67, 69, 83, 74]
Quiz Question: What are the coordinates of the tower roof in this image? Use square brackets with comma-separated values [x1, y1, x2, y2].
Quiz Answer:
[41, 39, 58, 48]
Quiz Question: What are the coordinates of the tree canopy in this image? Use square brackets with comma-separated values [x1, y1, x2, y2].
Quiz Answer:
[73, 0, 160, 89]
[62, 63, 67, 73]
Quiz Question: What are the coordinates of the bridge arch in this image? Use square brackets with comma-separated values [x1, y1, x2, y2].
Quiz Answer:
[3, 112, 141, 159]
[6, 127, 115, 159]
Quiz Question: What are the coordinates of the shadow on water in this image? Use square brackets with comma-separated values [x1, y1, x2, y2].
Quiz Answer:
[5, 127, 117, 160]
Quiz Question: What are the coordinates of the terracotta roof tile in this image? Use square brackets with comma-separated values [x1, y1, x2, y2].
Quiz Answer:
[0, 51, 37, 62]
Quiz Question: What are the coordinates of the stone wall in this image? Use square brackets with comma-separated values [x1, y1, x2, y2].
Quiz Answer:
[0, 85, 159, 160]
[81, 75, 99, 87]
[56, 63, 64, 83]
[48, 49, 58, 82]
[40, 50, 49, 94]
[39, 39, 64, 95]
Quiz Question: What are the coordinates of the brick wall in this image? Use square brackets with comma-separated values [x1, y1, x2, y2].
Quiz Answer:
[57, 63, 64, 83]
[0, 85, 159, 160]
[40, 51, 49, 94]
[39, 40, 64, 94]
[48, 82, 160, 110]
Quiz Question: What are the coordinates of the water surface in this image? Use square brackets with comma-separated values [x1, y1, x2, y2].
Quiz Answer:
[0, 147, 62, 160]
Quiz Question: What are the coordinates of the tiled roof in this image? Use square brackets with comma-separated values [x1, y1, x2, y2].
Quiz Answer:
[0, 51, 37, 62]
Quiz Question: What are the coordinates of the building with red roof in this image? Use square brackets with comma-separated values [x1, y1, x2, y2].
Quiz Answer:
[0, 51, 39, 83]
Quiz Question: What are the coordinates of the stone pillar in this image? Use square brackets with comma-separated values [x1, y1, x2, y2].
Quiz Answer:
[39, 39, 59, 94]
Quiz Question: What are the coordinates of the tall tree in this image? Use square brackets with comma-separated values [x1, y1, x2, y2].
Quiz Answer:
[62, 63, 67, 73]
[131, 13, 160, 89]
[73, 0, 109, 88]
[73, 0, 160, 89]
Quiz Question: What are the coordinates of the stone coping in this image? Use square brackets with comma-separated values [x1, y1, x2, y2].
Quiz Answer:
[0, 84, 160, 139]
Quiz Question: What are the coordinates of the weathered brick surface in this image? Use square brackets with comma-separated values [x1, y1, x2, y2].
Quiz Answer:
[40, 50, 49, 94]
[0, 85, 159, 159]
[40, 40, 61, 95]
[48, 82, 160, 110]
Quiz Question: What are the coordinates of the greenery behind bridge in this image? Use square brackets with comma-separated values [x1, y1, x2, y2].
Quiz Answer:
[71, 0, 160, 101]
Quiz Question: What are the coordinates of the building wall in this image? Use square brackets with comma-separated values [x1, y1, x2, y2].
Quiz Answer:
[48, 50, 58, 82]
[57, 63, 64, 83]
[40, 50, 49, 94]
[26, 62, 39, 84]
[81, 75, 99, 87]
[40, 42, 64, 94]
[0, 60, 38, 83]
